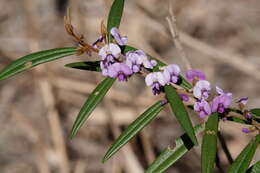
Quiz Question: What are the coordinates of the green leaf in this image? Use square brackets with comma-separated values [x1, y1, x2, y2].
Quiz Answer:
[247, 161, 260, 173]
[165, 85, 198, 145]
[103, 100, 165, 162]
[107, 0, 125, 41]
[70, 77, 116, 138]
[123, 45, 192, 90]
[145, 123, 205, 173]
[251, 109, 260, 117]
[65, 61, 101, 72]
[0, 47, 77, 80]
[228, 134, 260, 173]
[201, 113, 219, 173]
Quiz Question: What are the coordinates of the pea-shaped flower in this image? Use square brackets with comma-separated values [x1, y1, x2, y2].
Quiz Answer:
[107, 63, 132, 81]
[163, 64, 181, 84]
[193, 80, 211, 100]
[126, 50, 157, 73]
[185, 69, 206, 83]
[211, 86, 232, 113]
[194, 99, 212, 118]
[99, 43, 121, 75]
[237, 97, 248, 106]
[145, 72, 168, 95]
[211, 94, 232, 113]
[110, 27, 128, 46]
[99, 43, 121, 63]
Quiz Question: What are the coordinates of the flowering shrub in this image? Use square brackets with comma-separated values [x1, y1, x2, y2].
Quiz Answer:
[0, 0, 259, 172]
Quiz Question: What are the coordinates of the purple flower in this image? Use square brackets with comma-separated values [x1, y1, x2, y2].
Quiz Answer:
[163, 64, 181, 84]
[110, 27, 128, 46]
[194, 100, 212, 118]
[242, 128, 250, 133]
[160, 100, 168, 106]
[237, 97, 248, 105]
[107, 63, 132, 81]
[99, 43, 121, 75]
[245, 112, 252, 119]
[185, 69, 206, 83]
[145, 72, 168, 95]
[100, 62, 109, 76]
[211, 94, 232, 113]
[92, 36, 104, 49]
[193, 80, 211, 99]
[99, 43, 121, 61]
[180, 94, 189, 102]
[216, 86, 232, 97]
[125, 50, 157, 73]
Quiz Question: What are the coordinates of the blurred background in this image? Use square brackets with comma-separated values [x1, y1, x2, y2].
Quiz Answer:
[0, 0, 260, 172]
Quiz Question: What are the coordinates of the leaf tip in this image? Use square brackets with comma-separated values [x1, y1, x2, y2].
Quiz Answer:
[69, 128, 77, 139]
[102, 153, 111, 163]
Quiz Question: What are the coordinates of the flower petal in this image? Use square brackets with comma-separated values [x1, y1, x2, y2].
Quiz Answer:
[145, 73, 154, 86]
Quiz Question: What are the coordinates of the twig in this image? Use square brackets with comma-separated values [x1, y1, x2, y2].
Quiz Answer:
[179, 32, 260, 81]
[138, 3, 260, 81]
[166, 2, 192, 70]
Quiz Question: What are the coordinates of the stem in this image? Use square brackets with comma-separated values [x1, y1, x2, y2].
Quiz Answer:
[218, 132, 233, 164]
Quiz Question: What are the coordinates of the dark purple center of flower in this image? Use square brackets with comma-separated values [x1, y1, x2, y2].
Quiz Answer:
[106, 54, 115, 62]
[199, 106, 207, 114]
[152, 82, 162, 95]
[117, 72, 127, 81]
[217, 103, 225, 113]
[201, 89, 209, 98]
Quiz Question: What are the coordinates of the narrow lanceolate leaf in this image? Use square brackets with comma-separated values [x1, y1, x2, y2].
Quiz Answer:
[250, 109, 260, 116]
[250, 108, 260, 121]
[250, 109, 260, 123]
[0, 47, 77, 80]
[107, 0, 125, 41]
[165, 85, 198, 145]
[247, 161, 260, 173]
[65, 61, 101, 72]
[146, 123, 205, 173]
[103, 101, 165, 162]
[70, 77, 116, 138]
[201, 113, 219, 173]
[228, 134, 260, 173]
[123, 45, 193, 90]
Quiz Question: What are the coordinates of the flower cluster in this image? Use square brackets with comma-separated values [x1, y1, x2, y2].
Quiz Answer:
[187, 70, 232, 118]
[94, 27, 157, 81]
[144, 67, 234, 118]
[92, 28, 255, 134]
